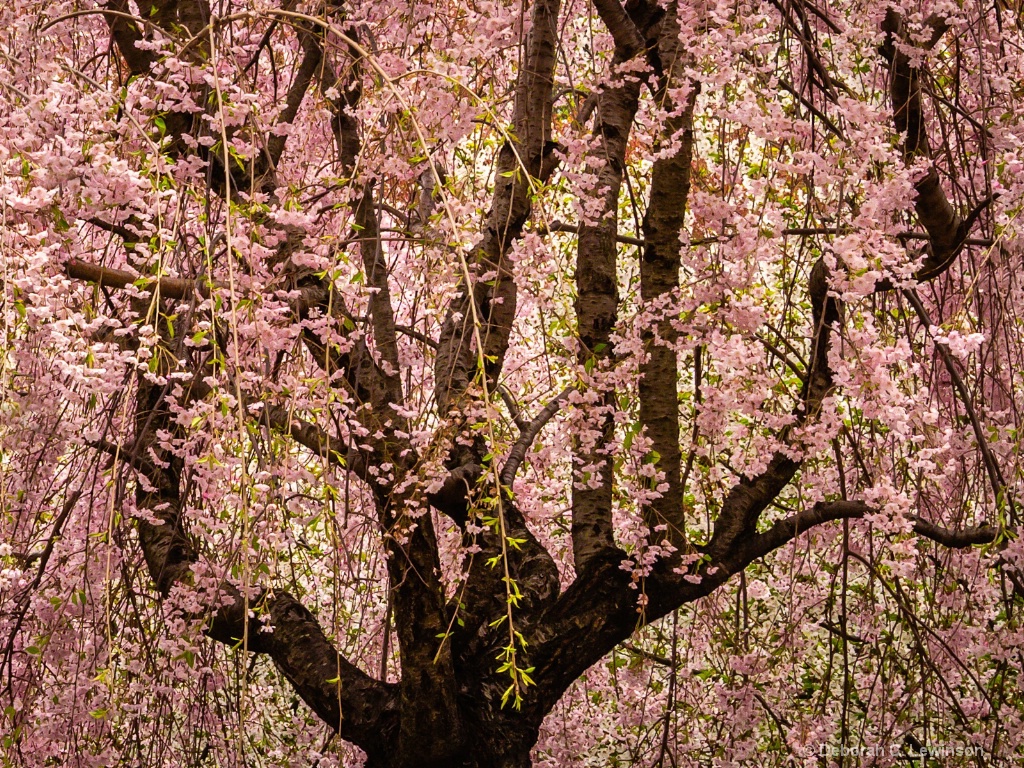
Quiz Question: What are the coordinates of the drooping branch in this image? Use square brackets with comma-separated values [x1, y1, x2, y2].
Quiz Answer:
[101, 0, 320, 196]
[126, 331, 398, 758]
[60, 249, 409, 751]
[529, 486, 1001, 725]
[63, 237, 409, 760]
[91, 16, 429, 736]
[527, 10, 959, 697]
[1, 483, 93, 688]
[91, 0, 399, 416]
[704, 10, 995, 566]
[262, 403, 367, 478]
[903, 288, 1013, 522]
[872, 15, 1011, 519]
[704, 254, 840, 560]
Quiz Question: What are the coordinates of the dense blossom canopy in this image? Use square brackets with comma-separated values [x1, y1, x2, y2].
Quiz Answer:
[2, 0, 1024, 765]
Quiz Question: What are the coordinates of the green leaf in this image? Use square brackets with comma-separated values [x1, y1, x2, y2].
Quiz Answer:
[52, 207, 69, 233]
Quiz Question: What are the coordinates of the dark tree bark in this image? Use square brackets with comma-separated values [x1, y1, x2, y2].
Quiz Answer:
[571, 0, 650, 572]
[637, 1, 698, 555]
[52, 1, 1004, 766]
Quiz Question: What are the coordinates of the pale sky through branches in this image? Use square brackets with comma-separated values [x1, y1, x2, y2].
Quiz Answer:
[1, 0, 1023, 766]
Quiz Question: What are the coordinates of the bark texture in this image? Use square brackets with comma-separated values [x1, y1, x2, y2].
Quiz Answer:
[54, 2, 1003, 766]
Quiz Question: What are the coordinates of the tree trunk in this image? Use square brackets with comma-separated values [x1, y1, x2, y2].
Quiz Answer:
[367, 718, 538, 768]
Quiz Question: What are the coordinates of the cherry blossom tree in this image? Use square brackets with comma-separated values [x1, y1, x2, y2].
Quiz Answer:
[2, 0, 1024, 765]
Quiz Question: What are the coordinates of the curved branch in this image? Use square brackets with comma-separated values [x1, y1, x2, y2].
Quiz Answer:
[736, 501, 1000, 566]
[593, 0, 644, 57]
[877, 11, 973, 279]
[912, 517, 1000, 549]
[128, 372, 398, 757]
[427, 462, 483, 523]
[902, 289, 1013, 521]
[705, 10, 990, 566]
[500, 386, 572, 486]
[498, 384, 530, 431]
[739, 500, 868, 562]
[705, 257, 840, 560]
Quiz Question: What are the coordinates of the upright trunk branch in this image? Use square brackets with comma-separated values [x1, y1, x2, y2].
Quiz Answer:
[572, 56, 642, 571]
[433, 0, 562, 410]
[638, 4, 697, 553]
[430, 0, 564, 632]
[315, 37, 461, 761]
